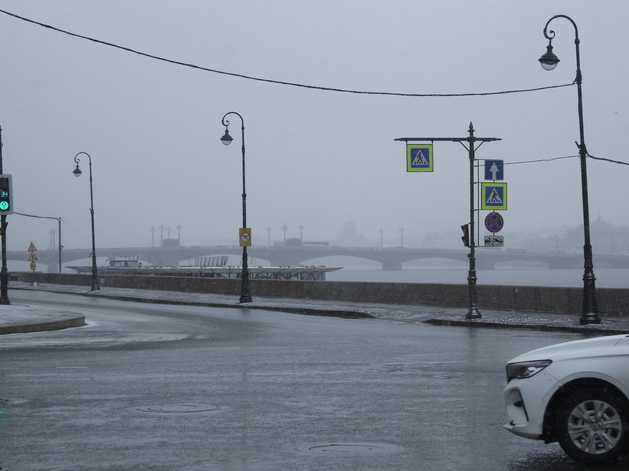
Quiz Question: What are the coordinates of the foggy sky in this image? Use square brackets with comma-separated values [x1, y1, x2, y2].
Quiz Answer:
[0, 0, 628, 254]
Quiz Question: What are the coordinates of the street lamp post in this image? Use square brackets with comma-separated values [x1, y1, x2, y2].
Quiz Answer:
[73, 152, 99, 291]
[539, 15, 599, 324]
[221, 111, 252, 303]
[399, 227, 405, 248]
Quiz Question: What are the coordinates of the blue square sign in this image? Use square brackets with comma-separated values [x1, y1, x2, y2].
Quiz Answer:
[484, 159, 504, 181]
[407, 144, 433, 172]
[481, 183, 507, 210]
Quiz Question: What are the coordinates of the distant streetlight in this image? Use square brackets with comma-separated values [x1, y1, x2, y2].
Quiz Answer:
[379, 228, 384, 248]
[299, 224, 304, 242]
[220, 111, 252, 303]
[539, 15, 599, 325]
[267, 226, 271, 247]
[73, 152, 99, 291]
[282, 224, 287, 245]
[399, 227, 405, 248]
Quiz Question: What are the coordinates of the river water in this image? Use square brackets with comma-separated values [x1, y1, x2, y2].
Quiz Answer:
[321, 258, 629, 289]
[28, 254, 629, 290]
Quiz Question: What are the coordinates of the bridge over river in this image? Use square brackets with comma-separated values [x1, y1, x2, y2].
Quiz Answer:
[10, 245, 629, 273]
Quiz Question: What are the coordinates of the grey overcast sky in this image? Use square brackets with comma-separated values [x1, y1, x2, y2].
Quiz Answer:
[0, 0, 628, 253]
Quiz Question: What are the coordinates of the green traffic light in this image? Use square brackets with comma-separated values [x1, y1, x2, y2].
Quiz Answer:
[0, 201, 8, 211]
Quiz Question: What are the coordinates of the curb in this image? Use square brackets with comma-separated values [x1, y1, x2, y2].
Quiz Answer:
[423, 318, 629, 335]
[11, 287, 375, 321]
[0, 314, 86, 335]
[93, 293, 376, 319]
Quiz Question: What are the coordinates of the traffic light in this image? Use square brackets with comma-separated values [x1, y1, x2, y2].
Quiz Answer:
[0, 175, 13, 215]
[461, 224, 470, 247]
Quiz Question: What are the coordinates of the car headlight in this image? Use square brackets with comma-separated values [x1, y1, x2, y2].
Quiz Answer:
[506, 360, 552, 382]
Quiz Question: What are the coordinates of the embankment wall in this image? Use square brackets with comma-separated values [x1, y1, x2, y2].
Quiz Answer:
[12, 272, 629, 316]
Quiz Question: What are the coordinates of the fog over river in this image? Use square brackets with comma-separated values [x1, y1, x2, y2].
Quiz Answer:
[320, 258, 629, 289]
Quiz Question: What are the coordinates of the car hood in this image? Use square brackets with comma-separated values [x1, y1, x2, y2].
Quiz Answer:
[508, 334, 629, 363]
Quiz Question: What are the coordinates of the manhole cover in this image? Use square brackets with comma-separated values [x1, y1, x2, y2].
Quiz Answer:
[137, 404, 218, 414]
[298, 443, 403, 455]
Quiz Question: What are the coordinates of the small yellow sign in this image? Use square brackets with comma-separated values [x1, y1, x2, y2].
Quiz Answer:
[30, 261, 36, 271]
[239, 228, 252, 247]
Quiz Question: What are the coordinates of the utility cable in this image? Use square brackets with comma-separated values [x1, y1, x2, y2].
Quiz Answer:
[13, 211, 60, 221]
[490, 154, 629, 167]
[0, 8, 575, 98]
[588, 154, 629, 166]
[505, 155, 578, 165]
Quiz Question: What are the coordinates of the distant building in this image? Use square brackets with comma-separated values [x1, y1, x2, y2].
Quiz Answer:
[162, 238, 180, 247]
[334, 220, 366, 247]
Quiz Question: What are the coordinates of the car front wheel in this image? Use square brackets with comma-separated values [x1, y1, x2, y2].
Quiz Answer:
[555, 388, 629, 465]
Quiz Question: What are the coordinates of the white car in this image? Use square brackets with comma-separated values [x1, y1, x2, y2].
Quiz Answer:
[504, 334, 629, 465]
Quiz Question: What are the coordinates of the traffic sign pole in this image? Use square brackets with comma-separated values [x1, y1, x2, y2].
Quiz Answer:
[0, 127, 8, 305]
[395, 123, 501, 319]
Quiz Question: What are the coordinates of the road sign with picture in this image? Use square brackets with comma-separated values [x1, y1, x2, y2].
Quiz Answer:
[481, 183, 508, 210]
[406, 144, 434, 172]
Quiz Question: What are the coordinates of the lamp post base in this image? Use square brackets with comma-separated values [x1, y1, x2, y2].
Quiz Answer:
[579, 313, 600, 325]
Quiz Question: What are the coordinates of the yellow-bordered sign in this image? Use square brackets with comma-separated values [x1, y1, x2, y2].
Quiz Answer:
[481, 183, 508, 210]
[406, 144, 433, 172]
[239, 228, 252, 247]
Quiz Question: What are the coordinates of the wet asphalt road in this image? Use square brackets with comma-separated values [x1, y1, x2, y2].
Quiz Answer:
[1, 291, 627, 470]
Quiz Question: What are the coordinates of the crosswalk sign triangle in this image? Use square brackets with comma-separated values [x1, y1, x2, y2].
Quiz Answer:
[412, 150, 428, 166]
[487, 189, 503, 204]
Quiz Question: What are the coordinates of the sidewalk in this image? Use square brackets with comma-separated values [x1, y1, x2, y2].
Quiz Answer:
[2, 282, 629, 336]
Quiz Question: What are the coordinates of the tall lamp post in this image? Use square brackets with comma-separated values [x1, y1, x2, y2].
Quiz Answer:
[72, 152, 99, 291]
[220, 112, 252, 303]
[539, 15, 599, 324]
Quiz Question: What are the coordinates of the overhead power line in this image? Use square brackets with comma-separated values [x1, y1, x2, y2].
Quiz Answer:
[496, 154, 629, 167]
[588, 154, 629, 166]
[505, 155, 578, 165]
[0, 8, 575, 98]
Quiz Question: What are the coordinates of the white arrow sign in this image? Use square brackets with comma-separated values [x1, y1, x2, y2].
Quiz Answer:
[484, 160, 504, 181]
[489, 163, 499, 181]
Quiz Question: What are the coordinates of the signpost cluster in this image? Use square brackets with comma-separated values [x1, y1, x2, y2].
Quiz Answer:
[396, 123, 502, 319]
[28, 242, 37, 272]
[482, 159, 507, 248]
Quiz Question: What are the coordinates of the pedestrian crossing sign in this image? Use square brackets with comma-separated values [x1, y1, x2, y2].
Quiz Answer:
[406, 144, 433, 172]
[481, 183, 508, 210]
